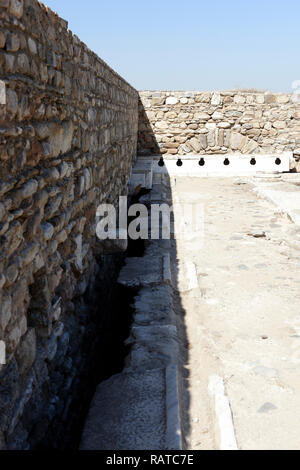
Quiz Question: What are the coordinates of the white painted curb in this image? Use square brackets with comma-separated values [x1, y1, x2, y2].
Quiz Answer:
[208, 375, 238, 450]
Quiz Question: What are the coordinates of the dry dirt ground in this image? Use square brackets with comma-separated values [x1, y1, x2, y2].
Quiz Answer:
[173, 175, 300, 450]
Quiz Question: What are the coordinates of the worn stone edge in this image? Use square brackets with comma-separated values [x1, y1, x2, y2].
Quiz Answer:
[165, 365, 183, 450]
[253, 186, 300, 228]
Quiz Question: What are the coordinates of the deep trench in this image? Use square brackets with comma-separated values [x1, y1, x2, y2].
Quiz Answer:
[53, 194, 147, 450]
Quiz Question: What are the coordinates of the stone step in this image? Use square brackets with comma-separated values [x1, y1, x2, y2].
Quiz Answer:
[133, 285, 176, 326]
[129, 158, 154, 195]
[125, 325, 180, 372]
[253, 182, 300, 227]
[118, 255, 172, 288]
[80, 366, 182, 450]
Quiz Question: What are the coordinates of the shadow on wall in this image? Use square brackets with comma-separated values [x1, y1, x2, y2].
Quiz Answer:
[137, 97, 162, 156]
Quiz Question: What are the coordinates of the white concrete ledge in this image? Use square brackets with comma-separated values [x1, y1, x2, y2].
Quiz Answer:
[153, 153, 291, 176]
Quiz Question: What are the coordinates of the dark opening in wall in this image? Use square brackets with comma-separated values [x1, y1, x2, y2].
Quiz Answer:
[127, 190, 150, 258]
[99, 284, 137, 381]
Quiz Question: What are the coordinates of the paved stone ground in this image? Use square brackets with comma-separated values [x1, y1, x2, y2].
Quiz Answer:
[81, 167, 300, 451]
[175, 174, 300, 450]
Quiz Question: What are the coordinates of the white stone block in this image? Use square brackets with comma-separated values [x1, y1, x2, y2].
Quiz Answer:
[0, 81, 6, 105]
[166, 96, 178, 105]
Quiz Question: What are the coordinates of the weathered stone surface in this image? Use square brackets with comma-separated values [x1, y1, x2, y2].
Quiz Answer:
[212, 111, 224, 120]
[20, 179, 38, 199]
[211, 92, 222, 106]
[6, 89, 18, 117]
[194, 92, 211, 103]
[41, 222, 54, 241]
[0, 0, 138, 450]
[80, 368, 165, 450]
[0, 202, 5, 221]
[166, 96, 178, 105]
[155, 121, 168, 129]
[48, 121, 74, 157]
[9, 0, 23, 18]
[230, 132, 247, 150]
[277, 94, 290, 104]
[194, 112, 210, 120]
[0, 0, 9, 9]
[234, 94, 246, 104]
[5, 263, 19, 285]
[273, 120, 286, 129]
[0, 296, 12, 331]
[188, 137, 202, 152]
[218, 121, 231, 129]
[118, 256, 163, 288]
[15, 328, 36, 376]
[207, 129, 216, 147]
[20, 242, 39, 266]
[6, 33, 20, 52]
[0, 81, 6, 105]
[138, 90, 300, 156]
[0, 0, 299, 452]
[17, 54, 30, 73]
[27, 38, 37, 55]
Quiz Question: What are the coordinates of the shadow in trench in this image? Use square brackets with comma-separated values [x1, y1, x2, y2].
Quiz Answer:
[155, 162, 192, 450]
[137, 99, 192, 448]
[71, 101, 192, 450]
[35, 253, 135, 450]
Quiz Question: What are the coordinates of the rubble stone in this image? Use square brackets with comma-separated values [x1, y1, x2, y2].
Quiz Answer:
[0, 0, 138, 450]
[138, 90, 300, 156]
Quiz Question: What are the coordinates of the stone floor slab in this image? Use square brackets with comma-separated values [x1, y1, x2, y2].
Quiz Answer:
[118, 256, 163, 288]
[126, 325, 179, 371]
[80, 368, 166, 450]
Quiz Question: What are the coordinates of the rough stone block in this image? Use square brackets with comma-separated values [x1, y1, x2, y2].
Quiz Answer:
[0, 296, 12, 331]
[80, 368, 166, 450]
[9, 0, 23, 18]
[15, 328, 36, 376]
[118, 256, 163, 288]
[6, 33, 20, 52]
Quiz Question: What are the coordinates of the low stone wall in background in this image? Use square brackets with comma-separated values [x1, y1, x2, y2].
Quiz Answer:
[138, 90, 300, 156]
[0, 0, 138, 449]
[1, 0, 300, 452]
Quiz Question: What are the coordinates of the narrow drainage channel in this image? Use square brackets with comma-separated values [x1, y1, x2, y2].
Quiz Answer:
[49, 262, 140, 450]
[38, 192, 148, 449]
[98, 283, 138, 382]
[33, 254, 133, 450]
[95, 191, 148, 387]
[127, 189, 150, 258]
[69, 197, 147, 449]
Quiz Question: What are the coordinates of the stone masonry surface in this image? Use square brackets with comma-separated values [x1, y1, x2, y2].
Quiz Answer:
[138, 91, 300, 156]
[0, 0, 138, 449]
[1, 0, 300, 453]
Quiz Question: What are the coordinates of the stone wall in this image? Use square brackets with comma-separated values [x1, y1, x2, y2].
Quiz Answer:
[0, 0, 138, 449]
[138, 91, 300, 156]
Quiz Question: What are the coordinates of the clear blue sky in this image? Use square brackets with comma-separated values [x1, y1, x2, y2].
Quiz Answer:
[44, 0, 300, 92]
